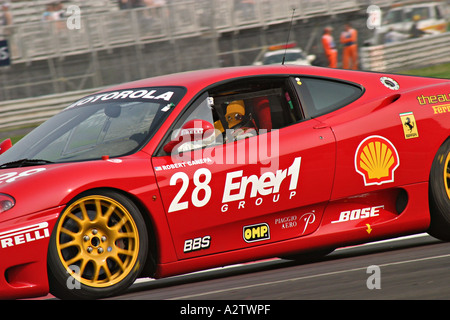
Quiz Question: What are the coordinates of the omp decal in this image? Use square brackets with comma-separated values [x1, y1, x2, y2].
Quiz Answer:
[243, 223, 270, 243]
[0, 222, 50, 249]
[0, 168, 46, 184]
[355, 136, 399, 186]
[399, 112, 419, 139]
[331, 205, 384, 224]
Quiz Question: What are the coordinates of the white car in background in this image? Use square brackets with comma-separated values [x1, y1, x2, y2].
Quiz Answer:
[369, 2, 448, 45]
[253, 43, 316, 66]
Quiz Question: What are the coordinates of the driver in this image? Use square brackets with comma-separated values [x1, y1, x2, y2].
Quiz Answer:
[225, 100, 257, 140]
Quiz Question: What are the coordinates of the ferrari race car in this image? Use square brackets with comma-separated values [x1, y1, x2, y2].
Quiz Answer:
[0, 65, 449, 299]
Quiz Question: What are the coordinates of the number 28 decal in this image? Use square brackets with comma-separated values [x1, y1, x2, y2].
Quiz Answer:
[168, 168, 212, 213]
[0, 168, 46, 184]
[166, 157, 302, 213]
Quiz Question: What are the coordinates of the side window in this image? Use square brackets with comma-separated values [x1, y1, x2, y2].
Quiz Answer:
[161, 77, 302, 155]
[210, 77, 302, 133]
[293, 76, 362, 118]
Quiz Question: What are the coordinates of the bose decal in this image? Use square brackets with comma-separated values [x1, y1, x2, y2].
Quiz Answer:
[331, 205, 384, 224]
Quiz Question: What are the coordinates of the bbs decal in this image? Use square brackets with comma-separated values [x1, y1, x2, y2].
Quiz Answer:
[183, 236, 211, 253]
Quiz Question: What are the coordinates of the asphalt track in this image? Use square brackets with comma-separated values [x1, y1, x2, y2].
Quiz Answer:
[107, 233, 450, 301]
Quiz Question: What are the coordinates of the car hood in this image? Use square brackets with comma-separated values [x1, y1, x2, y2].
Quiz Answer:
[0, 152, 155, 223]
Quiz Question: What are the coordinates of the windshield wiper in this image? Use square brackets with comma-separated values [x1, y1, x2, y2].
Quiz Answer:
[0, 158, 54, 169]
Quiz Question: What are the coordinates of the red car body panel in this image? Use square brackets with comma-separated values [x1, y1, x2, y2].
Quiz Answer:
[0, 65, 449, 298]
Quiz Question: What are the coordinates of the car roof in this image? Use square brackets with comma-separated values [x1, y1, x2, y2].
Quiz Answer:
[98, 65, 448, 98]
[101, 65, 330, 92]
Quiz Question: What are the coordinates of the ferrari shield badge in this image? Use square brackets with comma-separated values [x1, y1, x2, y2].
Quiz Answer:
[399, 112, 419, 139]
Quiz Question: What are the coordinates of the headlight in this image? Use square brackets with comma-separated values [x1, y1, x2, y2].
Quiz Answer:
[0, 194, 15, 213]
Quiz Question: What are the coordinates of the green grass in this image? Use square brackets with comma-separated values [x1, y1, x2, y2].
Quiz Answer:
[10, 136, 23, 144]
[398, 62, 450, 79]
[0, 135, 25, 145]
[0, 124, 36, 145]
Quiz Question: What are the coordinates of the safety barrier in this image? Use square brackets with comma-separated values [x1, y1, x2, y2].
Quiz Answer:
[360, 32, 450, 72]
[0, 88, 98, 129]
[7, 0, 361, 64]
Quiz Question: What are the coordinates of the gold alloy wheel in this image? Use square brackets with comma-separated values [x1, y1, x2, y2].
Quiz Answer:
[445, 152, 450, 201]
[55, 195, 140, 288]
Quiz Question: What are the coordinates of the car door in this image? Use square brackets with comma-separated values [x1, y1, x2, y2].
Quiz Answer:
[152, 76, 336, 259]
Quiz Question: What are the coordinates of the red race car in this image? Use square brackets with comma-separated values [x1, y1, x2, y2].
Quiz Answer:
[0, 65, 449, 299]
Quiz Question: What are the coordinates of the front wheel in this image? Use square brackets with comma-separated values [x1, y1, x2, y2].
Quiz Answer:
[48, 190, 148, 299]
[428, 139, 450, 241]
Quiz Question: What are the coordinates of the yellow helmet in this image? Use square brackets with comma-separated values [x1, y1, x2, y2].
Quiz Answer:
[225, 100, 245, 128]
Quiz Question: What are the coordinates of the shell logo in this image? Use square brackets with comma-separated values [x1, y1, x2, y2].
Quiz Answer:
[355, 136, 400, 186]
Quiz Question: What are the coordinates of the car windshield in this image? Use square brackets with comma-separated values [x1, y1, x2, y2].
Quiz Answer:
[0, 87, 185, 167]
[383, 9, 403, 24]
[263, 52, 305, 65]
[405, 7, 430, 21]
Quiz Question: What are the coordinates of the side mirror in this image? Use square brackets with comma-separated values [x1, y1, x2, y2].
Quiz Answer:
[0, 138, 12, 155]
[164, 119, 214, 153]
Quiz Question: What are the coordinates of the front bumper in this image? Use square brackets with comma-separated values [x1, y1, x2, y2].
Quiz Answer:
[0, 207, 61, 299]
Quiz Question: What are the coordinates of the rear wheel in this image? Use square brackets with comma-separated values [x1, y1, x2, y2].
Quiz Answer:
[428, 139, 450, 241]
[48, 190, 148, 299]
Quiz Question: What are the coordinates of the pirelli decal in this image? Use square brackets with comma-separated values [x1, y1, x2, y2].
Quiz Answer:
[0, 222, 50, 249]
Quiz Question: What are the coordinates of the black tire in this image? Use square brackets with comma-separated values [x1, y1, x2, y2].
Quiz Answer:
[47, 190, 148, 299]
[428, 139, 450, 241]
